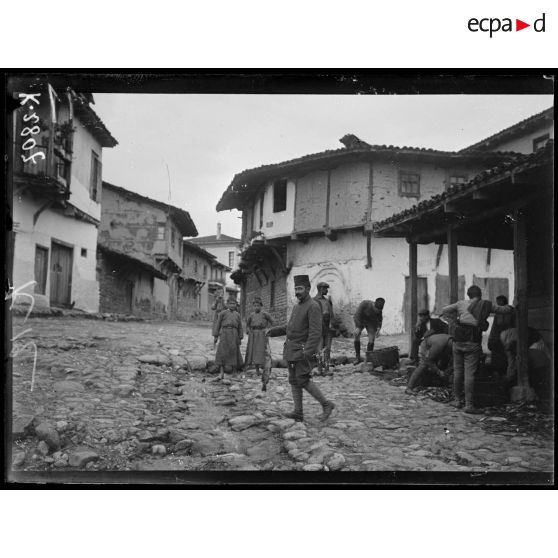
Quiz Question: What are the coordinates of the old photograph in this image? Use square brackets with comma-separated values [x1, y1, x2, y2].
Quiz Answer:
[4, 73, 554, 484]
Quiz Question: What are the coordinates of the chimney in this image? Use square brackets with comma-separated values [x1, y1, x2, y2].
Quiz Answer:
[216, 222, 221, 240]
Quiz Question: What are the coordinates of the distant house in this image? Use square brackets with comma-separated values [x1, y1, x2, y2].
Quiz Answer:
[459, 107, 553, 154]
[10, 78, 117, 312]
[188, 223, 241, 298]
[98, 182, 197, 318]
[216, 133, 524, 330]
[179, 240, 230, 320]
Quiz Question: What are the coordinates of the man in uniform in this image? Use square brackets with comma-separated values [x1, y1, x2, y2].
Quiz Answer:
[353, 298, 385, 364]
[267, 275, 336, 422]
[313, 281, 334, 375]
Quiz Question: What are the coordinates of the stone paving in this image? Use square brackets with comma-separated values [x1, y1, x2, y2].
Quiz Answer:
[10, 317, 554, 473]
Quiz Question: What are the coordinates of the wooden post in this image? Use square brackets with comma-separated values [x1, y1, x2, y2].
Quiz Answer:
[512, 208, 534, 401]
[409, 241, 418, 356]
[447, 226, 458, 303]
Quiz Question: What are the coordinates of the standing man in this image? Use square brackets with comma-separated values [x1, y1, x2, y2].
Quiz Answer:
[313, 281, 334, 375]
[267, 275, 335, 422]
[442, 285, 513, 414]
[353, 298, 385, 364]
[410, 309, 448, 363]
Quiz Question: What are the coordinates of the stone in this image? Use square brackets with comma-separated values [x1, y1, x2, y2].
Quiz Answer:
[229, 415, 260, 431]
[174, 439, 194, 453]
[284, 441, 298, 452]
[283, 430, 307, 441]
[187, 356, 207, 371]
[190, 437, 222, 457]
[53, 460, 68, 468]
[270, 418, 295, 431]
[152, 445, 167, 456]
[326, 453, 346, 471]
[36, 441, 50, 456]
[137, 354, 171, 366]
[455, 451, 479, 466]
[138, 430, 157, 442]
[12, 452, 26, 468]
[12, 415, 34, 439]
[35, 422, 61, 451]
[53, 381, 85, 393]
[55, 420, 69, 432]
[169, 349, 180, 356]
[68, 449, 100, 467]
[303, 464, 324, 471]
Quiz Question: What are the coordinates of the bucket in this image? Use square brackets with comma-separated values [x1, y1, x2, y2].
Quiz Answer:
[366, 346, 400, 369]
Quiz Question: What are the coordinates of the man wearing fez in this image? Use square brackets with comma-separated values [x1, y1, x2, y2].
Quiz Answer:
[313, 281, 334, 375]
[353, 298, 385, 364]
[267, 275, 336, 422]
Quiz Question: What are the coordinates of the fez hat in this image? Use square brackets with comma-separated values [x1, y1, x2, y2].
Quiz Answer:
[294, 274, 311, 287]
[317, 281, 330, 289]
[253, 296, 263, 304]
[418, 309, 430, 316]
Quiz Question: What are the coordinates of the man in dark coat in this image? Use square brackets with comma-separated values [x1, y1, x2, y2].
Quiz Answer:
[313, 281, 334, 375]
[353, 298, 385, 363]
[267, 275, 335, 422]
[410, 309, 449, 363]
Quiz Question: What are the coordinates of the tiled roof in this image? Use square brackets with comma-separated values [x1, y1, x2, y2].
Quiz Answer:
[102, 181, 198, 237]
[72, 91, 118, 148]
[190, 234, 240, 244]
[216, 135, 521, 211]
[459, 106, 553, 153]
[373, 140, 554, 232]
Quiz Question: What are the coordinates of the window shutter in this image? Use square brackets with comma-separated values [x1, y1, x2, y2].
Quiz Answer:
[96, 159, 103, 202]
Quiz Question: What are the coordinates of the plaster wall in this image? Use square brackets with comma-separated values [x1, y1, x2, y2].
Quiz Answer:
[487, 123, 554, 154]
[13, 194, 99, 312]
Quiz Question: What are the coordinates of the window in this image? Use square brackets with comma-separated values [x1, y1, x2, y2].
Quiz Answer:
[273, 179, 287, 213]
[448, 175, 467, 189]
[203, 265, 207, 279]
[157, 226, 165, 240]
[399, 172, 420, 197]
[228, 251, 235, 268]
[34, 245, 49, 295]
[533, 133, 550, 152]
[270, 280, 276, 308]
[194, 260, 198, 273]
[90, 151, 102, 201]
[80, 248, 87, 257]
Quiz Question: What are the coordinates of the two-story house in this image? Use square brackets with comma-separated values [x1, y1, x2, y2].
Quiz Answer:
[98, 182, 198, 318]
[10, 78, 117, 312]
[178, 240, 230, 319]
[217, 134, 520, 331]
[188, 223, 241, 299]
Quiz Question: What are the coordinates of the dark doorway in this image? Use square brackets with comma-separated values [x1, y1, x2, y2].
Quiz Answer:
[34, 245, 49, 295]
[404, 276, 428, 332]
[50, 241, 73, 307]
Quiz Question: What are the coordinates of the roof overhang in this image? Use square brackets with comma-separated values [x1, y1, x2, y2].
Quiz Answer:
[374, 142, 554, 250]
[98, 244, 167, 279]
[216, 147, 518, 211]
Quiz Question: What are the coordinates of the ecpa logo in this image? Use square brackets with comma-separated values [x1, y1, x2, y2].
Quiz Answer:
[468, 13, 546, 37]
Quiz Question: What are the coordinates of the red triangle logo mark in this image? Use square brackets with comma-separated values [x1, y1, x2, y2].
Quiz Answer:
[516, 19, 530, 31]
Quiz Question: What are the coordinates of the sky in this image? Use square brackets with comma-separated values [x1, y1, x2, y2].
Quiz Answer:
[93, 94, 553, 239]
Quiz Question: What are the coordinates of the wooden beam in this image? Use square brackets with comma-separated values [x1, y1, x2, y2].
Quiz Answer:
[472, 190, 491, 201]
[325, 170, 331, 228]
[324, 227, 337, 241]
[447, 227, 458, 303]
[409, 241, 418, 352]
[512, 207, 533, 401]
[435, 244, 444, 269]
[365, 232, 372, 269]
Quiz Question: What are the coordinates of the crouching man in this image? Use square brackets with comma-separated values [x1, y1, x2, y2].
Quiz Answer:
[267, 274, 335, 422]
[405, 333, 453, 394]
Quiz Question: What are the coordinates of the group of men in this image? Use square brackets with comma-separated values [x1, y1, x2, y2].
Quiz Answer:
[221, 274, 549, 423]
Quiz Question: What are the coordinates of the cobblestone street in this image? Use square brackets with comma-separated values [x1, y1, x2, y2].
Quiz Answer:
[10, 317, 554, 475]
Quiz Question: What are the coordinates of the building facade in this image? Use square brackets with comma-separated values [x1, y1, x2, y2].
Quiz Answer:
[98, 182, 198, 319]
[188, 223, 241, 298]
[217, 134, 523, 332]
[10, 79, 117, 312]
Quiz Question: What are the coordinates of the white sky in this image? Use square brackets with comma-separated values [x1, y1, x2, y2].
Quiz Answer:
[93, 94, 553, 239]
